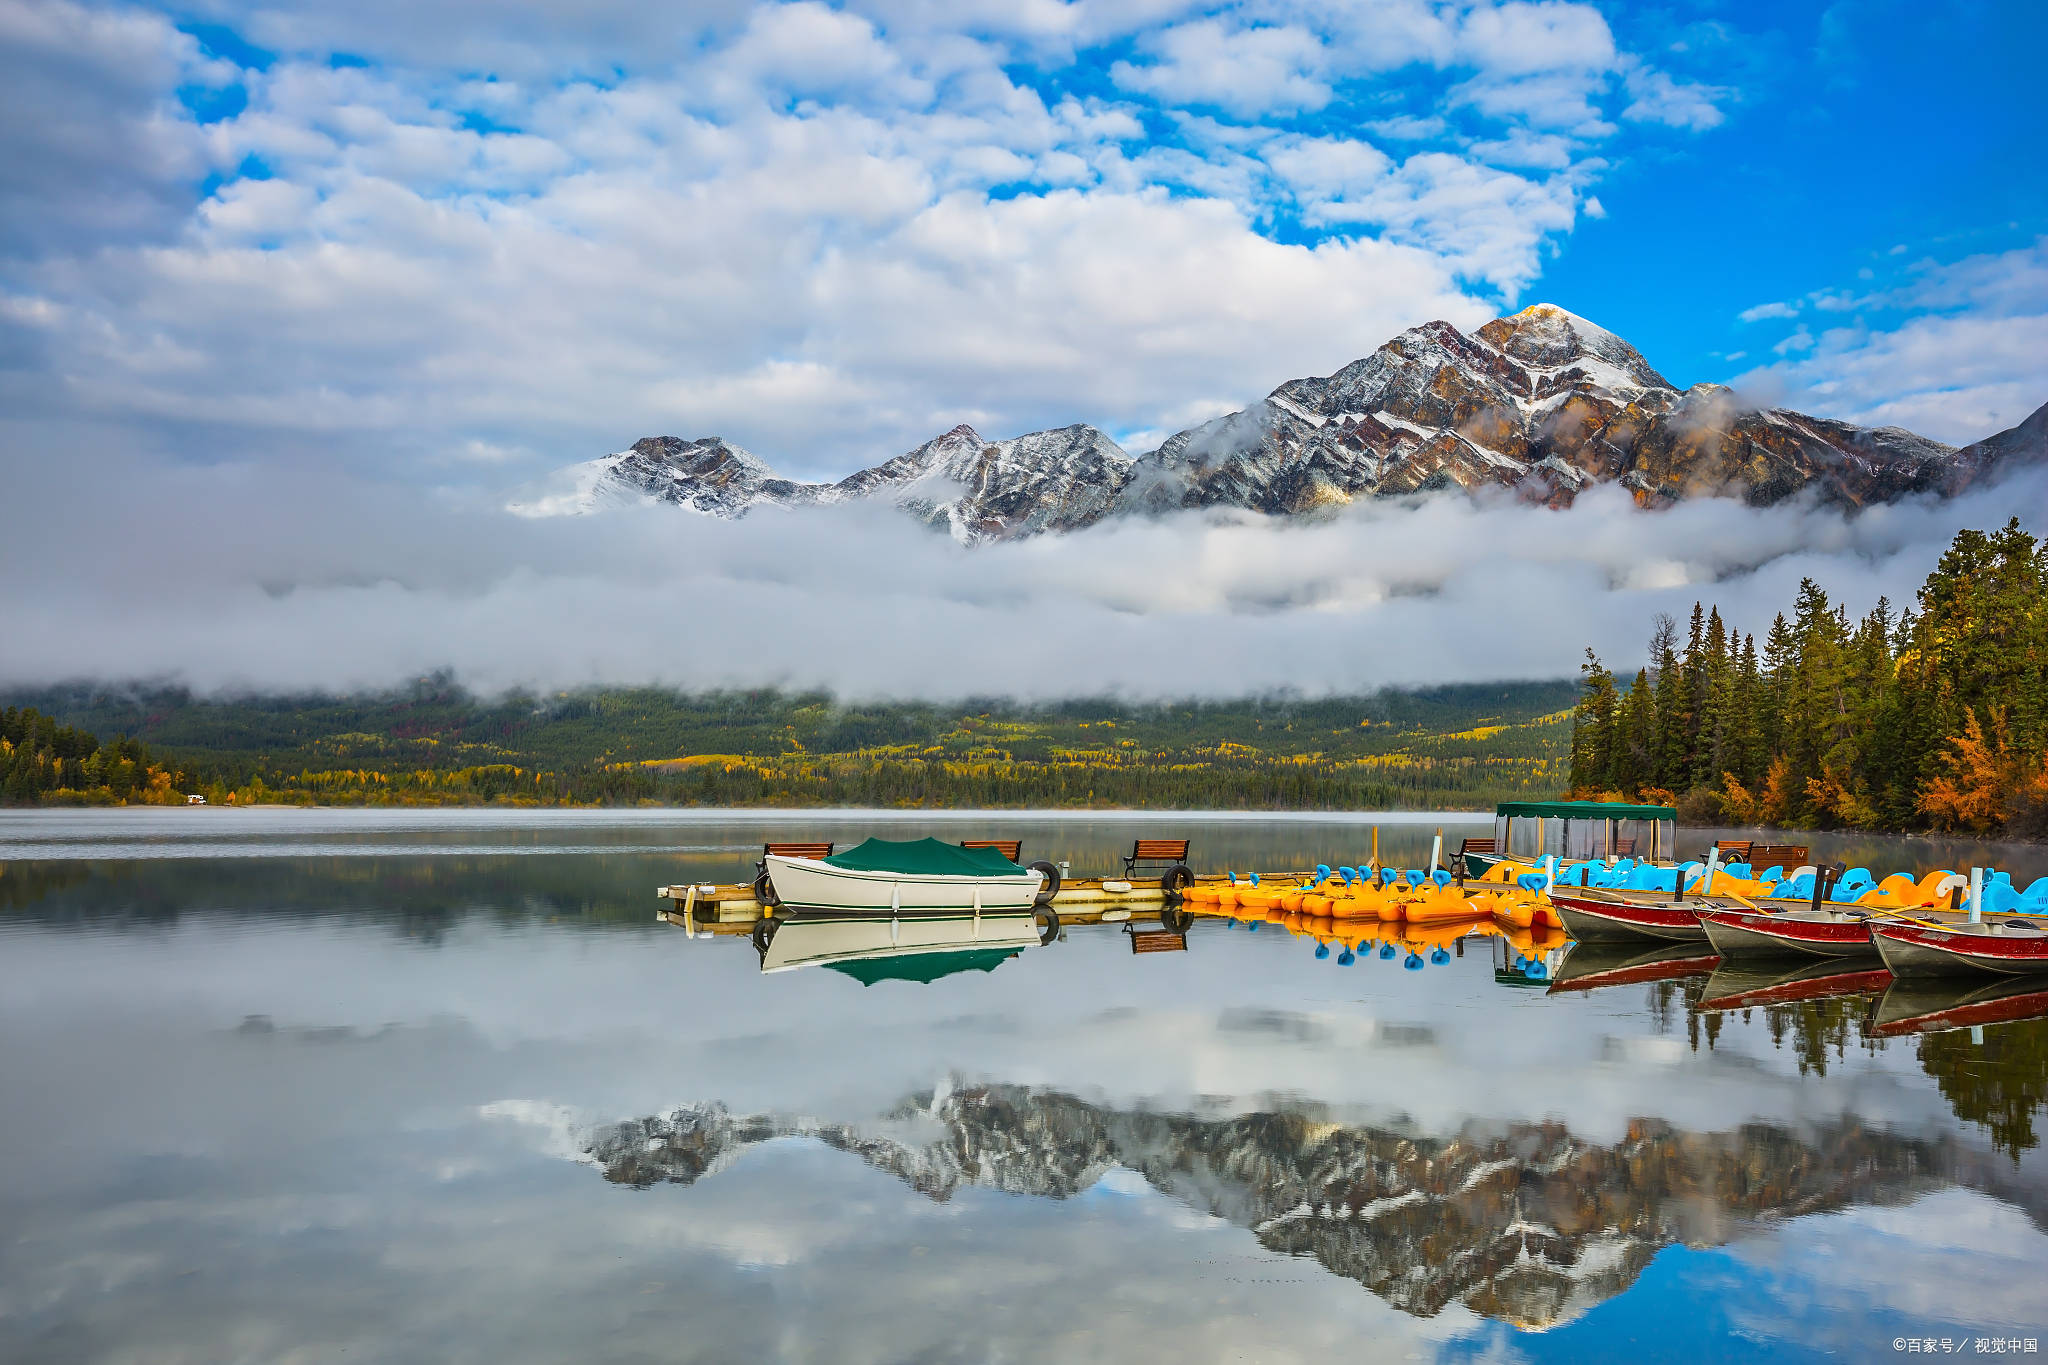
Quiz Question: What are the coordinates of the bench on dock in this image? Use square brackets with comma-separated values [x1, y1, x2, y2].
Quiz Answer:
[1714, 839, 1753, 860]
[761, 841, 834, 862]
[960, 838, 1024, 863]
[1746, 843, 1809, 871]
[1458, 837, 1498, 857]
[1612, 838, 1637, 858]
[1123, 838, 1192, 885]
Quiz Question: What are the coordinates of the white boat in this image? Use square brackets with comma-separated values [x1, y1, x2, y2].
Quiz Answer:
[764, 836, 1045, 915]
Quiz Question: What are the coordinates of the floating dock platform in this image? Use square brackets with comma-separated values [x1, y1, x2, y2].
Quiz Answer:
[657, 872, 1253, 930]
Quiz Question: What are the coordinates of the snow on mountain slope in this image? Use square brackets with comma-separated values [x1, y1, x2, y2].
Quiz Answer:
[514, 304, 2040, 537]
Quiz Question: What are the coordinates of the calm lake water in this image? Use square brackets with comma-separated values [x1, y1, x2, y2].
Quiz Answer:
[3, 808, 2046, 1364]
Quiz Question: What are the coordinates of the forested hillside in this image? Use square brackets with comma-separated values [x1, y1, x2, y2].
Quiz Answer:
[1, 708, 195, 805]
[1569, 519, 2048, 837]
[1, 682, 1575, 810]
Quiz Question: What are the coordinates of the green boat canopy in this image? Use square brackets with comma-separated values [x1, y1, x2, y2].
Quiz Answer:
[1494, 800, 1677, 821]
[824, 946, 1023, 986]
[821, 837, 1028, 877]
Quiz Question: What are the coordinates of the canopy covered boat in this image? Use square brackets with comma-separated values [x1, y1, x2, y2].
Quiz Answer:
[1464, 801, 1676, 878]
[756, 911, 1043, 981]
[764, 837, 1046, 917]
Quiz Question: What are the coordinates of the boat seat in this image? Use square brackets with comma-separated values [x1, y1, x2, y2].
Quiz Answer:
[1772, 874, 1816, 901]
[1721, 862, 1753, 879]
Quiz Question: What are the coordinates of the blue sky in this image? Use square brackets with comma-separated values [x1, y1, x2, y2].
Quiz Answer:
[1, 0, 2043, 487]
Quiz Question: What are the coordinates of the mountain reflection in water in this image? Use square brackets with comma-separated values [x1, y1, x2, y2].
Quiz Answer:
[587, 1081, 2041, 1332]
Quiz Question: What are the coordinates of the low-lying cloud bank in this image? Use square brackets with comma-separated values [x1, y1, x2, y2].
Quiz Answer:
[7, 456, 2044, 699]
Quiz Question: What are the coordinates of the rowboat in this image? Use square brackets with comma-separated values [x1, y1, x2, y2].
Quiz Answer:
[764, 837, 1046, 916]
[1699, 906, 1882, 961]
[1870, 975, 2048, 1036]
[1695, 959, 1892, 1013]
[1551, 891, 1711, 943]
[1870, 917, 2048, 978]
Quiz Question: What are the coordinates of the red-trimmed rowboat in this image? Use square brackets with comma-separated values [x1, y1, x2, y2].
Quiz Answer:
[1551, 892, 1709, 943]
[1699, 907, 1880, 960]
[1871, 919, 2048, 978]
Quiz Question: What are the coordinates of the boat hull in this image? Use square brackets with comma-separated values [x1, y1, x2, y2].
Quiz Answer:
[765, 854, 1043, 914]
[1700, 909, 1878, 961]
[1872, 921, 2048, 978]
[1552, 894, 1708, 943]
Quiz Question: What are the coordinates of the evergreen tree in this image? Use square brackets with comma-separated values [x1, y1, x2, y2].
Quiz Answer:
[1570, 649, 1620, 793]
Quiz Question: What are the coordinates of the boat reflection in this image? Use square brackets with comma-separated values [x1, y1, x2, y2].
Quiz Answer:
[1546, 940, 1720, 995]
[586, 1081, 2045, 1332]
[1872, 976, 2048, 1037]
[756, 910, 1049, 984]
[1696, 959, 1894, 1014]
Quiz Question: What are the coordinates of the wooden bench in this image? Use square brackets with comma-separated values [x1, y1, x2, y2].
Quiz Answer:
[1123, 838, 1192, 885]
[762, 841, 834, 862]
[1747, 843, 1809, 871]
[1714, 839, 1753, 860]
[960, 838, 1024, 863]
[1612, 837, 1637, 858]
[1459, 837, 1498, 857]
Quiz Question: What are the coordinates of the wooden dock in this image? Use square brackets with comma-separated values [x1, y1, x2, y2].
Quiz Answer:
[655, 871, 1263, 932]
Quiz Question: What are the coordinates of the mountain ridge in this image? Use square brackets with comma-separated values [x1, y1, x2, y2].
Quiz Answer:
[513, 304, 2045, 541]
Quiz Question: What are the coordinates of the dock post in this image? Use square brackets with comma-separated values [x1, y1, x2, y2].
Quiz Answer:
[1428, 829, 1441, 878]
[1968, 866, 1984, 924]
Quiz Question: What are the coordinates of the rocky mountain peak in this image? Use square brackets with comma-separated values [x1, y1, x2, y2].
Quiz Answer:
[1476, 302, 1675, 396]
[519, 309, 2044, 534]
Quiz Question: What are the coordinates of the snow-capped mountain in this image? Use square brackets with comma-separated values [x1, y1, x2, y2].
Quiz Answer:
[517, 304, 2044, 539]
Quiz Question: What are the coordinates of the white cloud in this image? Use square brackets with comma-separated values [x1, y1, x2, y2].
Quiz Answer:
[1456, 1, 1616, 77]
[1732, 239, 2048, 442]
[0, 0, 1757, 503]
[1738, 300, 1798, 323]
[1618, 57, 1729, 131]
[1772, 326, 1815, 355]
[1110, 19, 1330, 116]
[4, 448, 2041, 698]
